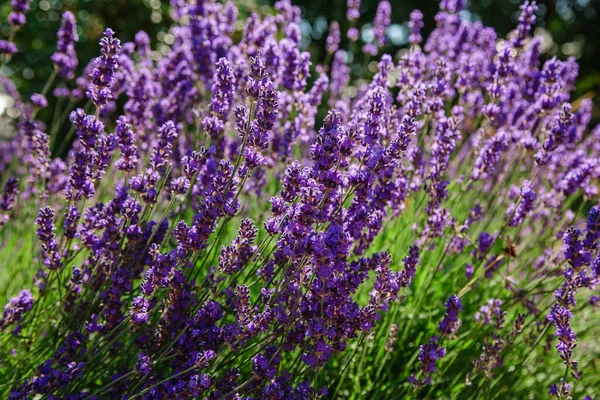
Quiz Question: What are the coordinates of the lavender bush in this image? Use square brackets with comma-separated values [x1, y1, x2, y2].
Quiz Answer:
[0, 0, 599, 398]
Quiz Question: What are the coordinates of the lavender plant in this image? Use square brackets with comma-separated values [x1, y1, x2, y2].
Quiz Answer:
[0, 0, 599, 399]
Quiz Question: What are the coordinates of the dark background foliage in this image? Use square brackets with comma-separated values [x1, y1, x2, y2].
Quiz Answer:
[1, 0, 598, 115]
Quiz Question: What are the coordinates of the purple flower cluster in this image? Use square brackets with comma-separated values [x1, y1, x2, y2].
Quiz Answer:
[51, 11, 79, 79]
[8, 0, 30, 27]
[87, 28, 122, 108]
[0, 289, 33, 332]
[0, 0, 599, 399]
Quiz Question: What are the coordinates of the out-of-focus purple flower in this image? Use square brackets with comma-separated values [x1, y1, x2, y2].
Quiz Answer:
[549, 379, 570, 398]
[505, 182, 536, 227]
[439, 294, 462, 336]
[373, 1, 391, 46]
[474, 298, 503, 325]
[30, 94, 47, 109]
[134, 31, 151, 59]
[408, 10, 424, 46]
[347, 27, 359, 41]
[363, 0, 391, 55]
[8, 0, 30, 27]
[440, 0, 466, 13]
[1, 178, 19, 227]
[471, 130, 509, 181]
[347, 0, 361, 21]
[465, 263, 474, 279]
[51, 11, 79, 79]
[135, 353, 152, 376]
[326, 21, 341, 54]
[0, 289, 33, 331]
[0, 40, 18, 56]
[280, 39, 311, 91]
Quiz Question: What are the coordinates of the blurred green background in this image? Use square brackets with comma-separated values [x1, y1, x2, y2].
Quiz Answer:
[1, 0, 598, 116]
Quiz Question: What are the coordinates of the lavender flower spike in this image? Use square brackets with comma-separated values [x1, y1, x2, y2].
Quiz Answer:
[51, 11, 79, 79]
[87, 28, 122, 108]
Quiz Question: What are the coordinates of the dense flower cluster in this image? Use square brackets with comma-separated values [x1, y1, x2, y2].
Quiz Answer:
[0, 0, 599, 399]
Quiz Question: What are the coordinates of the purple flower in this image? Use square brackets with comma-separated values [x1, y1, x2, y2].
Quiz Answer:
[440, 0, 467, 13]
[474, 299, 503, 325]
[0, 40, 18, 56]
[471, 130, 509, 181]
[51, 11, 79, 79]
[130, 296, 150, 325]
[135, 353, 152, 376]
[30, 94, 47, 109]
[150, 120, 178, 170]
[70, 108, 105, 150]
[62, 204, 80, 240]
[87, 28, 122, 107]
[548, 304, 577, 365]
[408, 10, 424, 46]
[347, 0, 361, 21]
[66, 151, 95, 201]
[8, 0, 30, 27]
[36, 207, 62, 270]
[114, 116, 138, 172]
[410, 337, 447, 387]
[209, 57, 235, 118]
[439, 295, 462, 336]
[0, 178, 19, 226]
[549, 379, 570, 398]
[0, 289, 33, 331]
[505, 182, 536, 227]
[512, 1, 537, 49]
[398, 245, 420, 287]
[326, 21, 341, 54]
[219, 219, 258, 274]
[372, 1, 391, 48]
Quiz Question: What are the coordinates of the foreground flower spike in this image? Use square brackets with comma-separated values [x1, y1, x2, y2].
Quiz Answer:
[87, 28, 122, 108]
[548, 304, 577, 365]
[51, 11, 79, 79]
